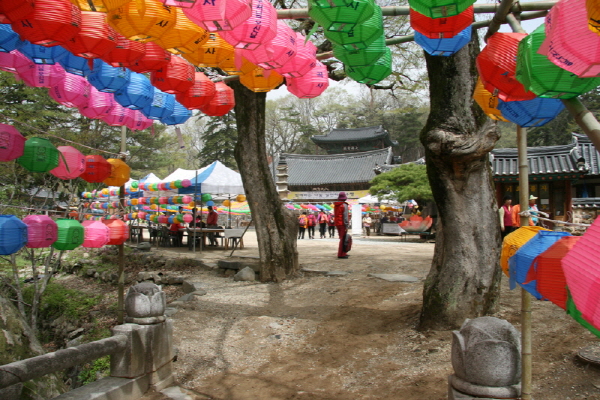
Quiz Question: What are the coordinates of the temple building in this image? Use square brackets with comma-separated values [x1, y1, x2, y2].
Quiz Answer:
[310, 125, 398, 155]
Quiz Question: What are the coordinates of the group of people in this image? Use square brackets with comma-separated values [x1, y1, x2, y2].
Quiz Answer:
[168, 205, 221, 247]
[298, 209, 336, 239]
[498, 194, 540, 239]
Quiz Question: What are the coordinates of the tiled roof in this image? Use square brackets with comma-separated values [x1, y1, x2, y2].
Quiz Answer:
[280, 148, 393, 186]
[491, 143, 584, 176]
[573, 133, 600, 175]
[311, 125, 398, 147]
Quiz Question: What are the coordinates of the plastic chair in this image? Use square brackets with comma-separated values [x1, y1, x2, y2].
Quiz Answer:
[224, 228, 244, 250]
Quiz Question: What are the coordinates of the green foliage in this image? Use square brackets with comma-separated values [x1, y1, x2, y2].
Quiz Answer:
[369, 163, 433, 203]
[197, 113, 239, 169]
[23, 283, 100, 321]
[78, 355, 110, 385]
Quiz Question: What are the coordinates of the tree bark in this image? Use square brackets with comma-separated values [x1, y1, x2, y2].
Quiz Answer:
[231, 81, 299, 282]
[418, 33, 503, 330]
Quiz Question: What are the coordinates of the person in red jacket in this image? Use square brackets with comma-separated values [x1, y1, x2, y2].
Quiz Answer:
[307, 212, 317, 239]
[327, 212, 336, 238]
[317, 210, 328, 239]
[206, 205, 219, 246]
[334, 192, 349, 258]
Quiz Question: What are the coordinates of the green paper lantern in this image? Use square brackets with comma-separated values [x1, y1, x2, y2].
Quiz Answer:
[17, 137, 59, 173]
[333, 36, 387, 67]
[131, 181, 138, 189]
[324, 5, 383, 51]
[516, 24, 600, 100]
[312, 0, 352, 7]
[308, 0, 375, 33]
[201, 193, 212, 202]
[345, 47, 392, 84]
[174, 179, 183, 189]
[52, 219, 84, 251]
[408, 0, 475, 18]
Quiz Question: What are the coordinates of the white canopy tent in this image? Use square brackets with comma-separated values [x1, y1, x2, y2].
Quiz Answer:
[186, 161, 244, 195]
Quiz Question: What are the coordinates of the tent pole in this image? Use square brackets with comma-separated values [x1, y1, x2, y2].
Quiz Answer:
[193, 168, 199, 253]
[228, 194, 232, 228]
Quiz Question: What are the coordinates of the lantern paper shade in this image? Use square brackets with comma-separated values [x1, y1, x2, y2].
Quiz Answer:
[161, 0, 197, 7]
[287, 61, 329, 99]
[0, 124, 26, 162]
[0, 24, 26, 53]
[141, 88, 176, 120]
[566, 291, 600, 338]
[102, 218, 129, 245]
[325, 5, 383, 51]
[500, 226, 549, 276]
[0, 215, 28, 255]
[182, 0, 251, 32]
[239, 68, 284, 92]
[23, 215, 58, 248]
[17, 137, 60, 173]
[199, 81, 234, 116]
[497, 97, 565, 128]
[410, 6, 473, 39]
[414, 25, 471, 56]
[220, 0, 278, 50]
[150, 55, 195, 94]
[102, 102, 132, 126]
[87, 59, 131, 93]
[153, 7, 210, 54]
[104, 158, 131, 186]
[63, 11, 118, 59]
[50, 146, 86, 180]
[312, 0, 352, 7]
[81, 220, 110, 248]
[128, 41, 171, 72]
[516, 24, 600, 99]
[477, 32, 536, 102]
[101, 33, 146, 68]
[0, 0, 35, 24]
[333, 35, 387, 67]
[79, 86, 115, 119]
[218, 55, 257, 76]
[114, 71, 154, 110]
[81, 154, 112, 182]
[472, 77, 508, 122]
[175, 71, 216, 109]
[57, 51, 92, 76]
[589, 0, 600, 35]
[126, 110, 154, 131]
[308, 0, 376, 33]
[274, 33, 317, 78]
[101, 0, 132, 11]
[0, 50, 21, 74]
[69, 0, 108, 12]
[53, 219, 84, 250]
[49, 73, 91, 108]
[408, 0, 475, 18]
[183, 32, 234, 67]
[107, 0, 176, 42]
[241, 21, 297, 69]
[19, 42, 66, 65]
[344, 47, 392, 84]
[160, 101, 192, 125]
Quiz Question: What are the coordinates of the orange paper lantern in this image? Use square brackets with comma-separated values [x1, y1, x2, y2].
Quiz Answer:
[104, 158, 131, 186]
[239, 67, 284, 92]
[182, 32, 233, 67]
[472, 77, 508, 122]
[152, 7, 210, 54]
[107, 0, 176, 42]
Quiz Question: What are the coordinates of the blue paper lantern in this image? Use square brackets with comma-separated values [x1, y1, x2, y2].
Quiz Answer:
[56, 51, 91, 76]
[0, 25, 25, 53]
[160, 100, 192, 125]
[87, 59, 130, 93]
[206, 200, 215, 207]
[0, 215, 28, 255]
[414, 25, 471, 56]
[141, 88, 175, 121]
[20, 42, 66, 64]
[114, 72, 154, 110]
[497, 97, 565, 127]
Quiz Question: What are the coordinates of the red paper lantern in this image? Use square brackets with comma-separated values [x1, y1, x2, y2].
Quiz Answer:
[11, 0, 82, 47]
[107, 0, 176, 43]
[220, 0, 277, 50]
[150, 55, 195, 94]
[102, 218, 129, 245]
[48, 72, 91, 108]
[286, 61, 329, 99]
[50, 145, 86, 180]
[62, 11, 118, 59]
[410, 6, 473, 39]
[128, 41, 171, 72]
[81, 154, 112, 182]
[199, 81, 235, 116]
[241, 21, 297, 70]
[152, 7, 210, 54]
[274, 33, 317, 78]
[0, 0, 35, 24]
[476, 32, 537, 102]
[100, 33, 147, 68]
[0, 124, 26, 162]
[175, 71, 216, 110]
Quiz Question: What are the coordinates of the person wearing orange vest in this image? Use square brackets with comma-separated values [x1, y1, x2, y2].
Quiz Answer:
[298, 212, 308, 239]
[334, 192, 349, 258]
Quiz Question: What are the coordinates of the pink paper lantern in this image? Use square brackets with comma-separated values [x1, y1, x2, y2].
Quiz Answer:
[79, 86, 116, 119]
[81, 220, 110, 248]
[50, 146, 86, 180]
[220, 0, 277, 50]
[0, 50, 22, 74]
[48, 73, 91, 108]
[23, 215, 58, 248]
[182, 195, 192, 203]
[0, 124, 26, 162]
[181, 179, 191, 187]
[539, 0, 600, 78]
[241, 21, 297, 69]
[158, 215, 168, 224]
[274, 33, 317, 78]
[159, 196, 168, 204]
[14, 54, 66, 88]
[160, 0, 197, 7]
[126, 110, 154, 131]
[183, 213, 193, 223]
[287, 61, 329, 99]
[137, 211, 147, 220]
[101, 102, 132, 127]
[183, 0, 251, 32]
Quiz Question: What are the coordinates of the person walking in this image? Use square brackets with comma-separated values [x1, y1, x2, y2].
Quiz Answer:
[298, 212, 308, 239]
[307, 212, 317, 239]
[362, 213, 372, 236]
[318, 210, 328, 239]
[529, 195, 539, 226]
[327, 212, 335, 238]
[499, 194, 516, 239]
[206, 205, 219, 246]
[334, 192, 349, 258]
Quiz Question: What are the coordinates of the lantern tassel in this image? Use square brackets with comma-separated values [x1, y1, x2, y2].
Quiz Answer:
[175, 126, 185, 149]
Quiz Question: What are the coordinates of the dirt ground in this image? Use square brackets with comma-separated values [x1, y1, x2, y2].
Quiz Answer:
[144, 231, 600, 400]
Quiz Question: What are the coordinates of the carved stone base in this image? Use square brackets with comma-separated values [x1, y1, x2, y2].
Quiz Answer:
[124, 316, 166, 325]
[449, 375, 521, 399]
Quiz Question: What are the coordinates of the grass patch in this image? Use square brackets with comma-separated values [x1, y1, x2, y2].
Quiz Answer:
[23, 283, 101, 321]
[78, 355, 110, 385]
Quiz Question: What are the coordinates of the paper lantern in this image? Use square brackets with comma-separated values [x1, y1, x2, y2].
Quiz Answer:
[476, 32, 537, 102]
[125, 109, 154, 130]
[81, 220, 110, 248]
[414, 25, 471, 56]
[0, 50, 21, 73]
[102, 218, 129, 245]
[160, 100, 191, 125]
[241, 21, 297, 69]
[218, 55, 257, 76]
[408, 0, 475, 18]
[53, 219, 84, 250]
[108, 0, 176, 42]
[472, 77, 508, 122]
[500, 226, 549, 276]
[100, 33, 146, 68]
[344, 47, 392, 84]
[153, 7, 209, 54]
[87, 59, 131, 93]
[333, 35, 387, 67]
[141, 88, 176, 119]
[236, 194, 246, 202]
[19, 42, 66, 65]
[497, 97, 565, 128]
[199, 81, 234, 116]
[104, 158, 130, 186]
[182, 32, 233, 67]
[182, 0, 251, 32]
[49, 72, 91, 108]
[10, 0, 82, 47]
[102, 102, 133, 126]
[69, 0, 108, 12]
[175, 71, 216, 110]
[274, 33, 317, 78]
[150, 55, 195, 94]
[516, 24, 600, 99]
[161, 0, 197, 7]
[79, 86, 116, 119]
[50, 146, 86, 180]
[287, 61, 329, 99]
[62, 11, 118, 60]
[239, 67, 284, 92]
[0, 24, 26, 53]
[410, 5, 473, 38]
[540, 0, 600, 78]
[101, 0, 132, 11]
[128, 41, 170, 72]
[114, 71, 154, 109]
[22, 215, 58, 249]
[589, 0, 600, 35]
[81, 154, 112, 182]
[0, 0, 35, 24]
[0, 124, 26, 162]
[312, 0, 352, 8]
[57, 51, 92, 76]
[308, 0, 375, 33]
[566, 291, 600, 338]
[220, 0, 277, 50]
[0, 215, 28, 255]
[17, 137, 60, 173]
[325, 5, 383, 51]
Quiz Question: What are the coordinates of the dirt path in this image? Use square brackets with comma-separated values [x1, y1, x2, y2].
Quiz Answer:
[148, 232, 600, 400]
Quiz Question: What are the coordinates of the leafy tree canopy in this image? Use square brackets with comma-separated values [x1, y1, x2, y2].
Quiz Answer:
[369, 163, 433, 204]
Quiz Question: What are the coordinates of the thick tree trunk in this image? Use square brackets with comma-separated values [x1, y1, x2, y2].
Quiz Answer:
[231, 81, 299, 282]
[419, 34, 503, 330]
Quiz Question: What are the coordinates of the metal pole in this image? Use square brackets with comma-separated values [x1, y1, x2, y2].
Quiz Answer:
[117, 125, 126, 325]
[193, 168, 199, 253]
[228, 194, 231, 228]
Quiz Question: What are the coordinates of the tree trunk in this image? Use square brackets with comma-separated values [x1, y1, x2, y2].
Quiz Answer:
[418, 34, 503, 330]
[231, 81, 299, 282]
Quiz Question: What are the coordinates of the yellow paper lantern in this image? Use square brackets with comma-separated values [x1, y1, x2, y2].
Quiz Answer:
[182, 32, 233, 67]
[588, 0, 600, 35]
[473, 77, 508, 122]
[101, 0, 132, 12]
[236, 194, 246, 202]
[103, 158, 131, 186]
[130, 198, 139, 205]
[107, 0, 176, 42]
[500, 226, 550, 276]
[150, 204, 158, 210]
[218, 56, 257, 76]
[101, 188, 110, 195]
[189, 201, 195, 207]
[152, 7, 209, 55]
[70, 0, 108, 12]
[239, 68, 284, 93]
